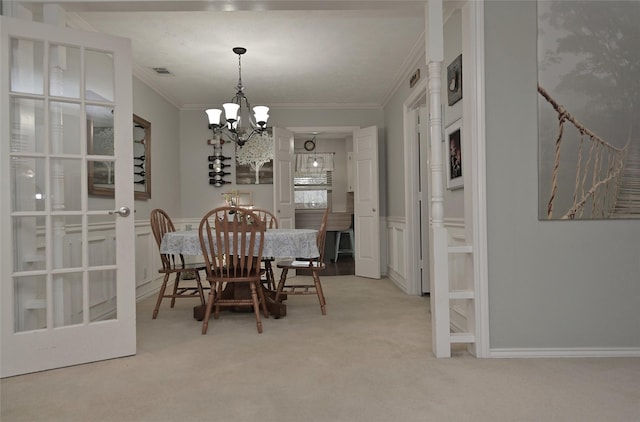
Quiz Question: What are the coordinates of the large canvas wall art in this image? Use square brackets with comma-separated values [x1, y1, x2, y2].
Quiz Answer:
[537, 1, 640, 220]
[235, 129, 274, 185]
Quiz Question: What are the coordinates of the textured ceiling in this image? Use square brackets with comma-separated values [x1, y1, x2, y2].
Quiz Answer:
[58, 1, 427, 111]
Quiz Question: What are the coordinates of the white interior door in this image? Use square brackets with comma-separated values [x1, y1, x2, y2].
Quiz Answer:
[0, 16, 136, 378]
[419, 105, 431, 294]
[273, 126, 295, 228]
[353, 126, 380, 279]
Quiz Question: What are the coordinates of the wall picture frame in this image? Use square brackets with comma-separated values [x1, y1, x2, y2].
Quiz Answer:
[445, 118, 463, 190]
[447, 54, 463, 106]
[88, 113, 151, 200]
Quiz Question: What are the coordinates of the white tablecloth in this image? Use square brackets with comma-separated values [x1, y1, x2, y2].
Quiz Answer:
[160, 228, 319, 259]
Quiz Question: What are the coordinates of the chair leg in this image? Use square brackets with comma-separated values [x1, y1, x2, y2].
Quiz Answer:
[312, 270, 327, 315]
[152, 273, 171, 319]
[274, 268, 289, 303]
[201, 287, 216, 335]
[195, 271, 206, 305]
[334, 231, 342, 262]
[265, 261, 276, 290]
[214, 282, 223, 320]
[249, 282, 263, 333]
[256, 281, 269, 318]
[170, 273, 180, 308]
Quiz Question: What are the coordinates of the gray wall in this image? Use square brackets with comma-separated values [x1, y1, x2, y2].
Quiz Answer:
[383, 71, 415, 218]
[382, 9, 464, 221]
[178, 107, 383, 219]
[442, 8, 464, 220]
[132, 77, 181, 220]
[485, 1, 640, 349]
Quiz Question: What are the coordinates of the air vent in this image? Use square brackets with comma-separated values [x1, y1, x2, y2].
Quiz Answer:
[152, 67, 173, 76]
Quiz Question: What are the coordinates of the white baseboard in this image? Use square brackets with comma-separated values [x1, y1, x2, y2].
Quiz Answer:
[387, 268, 408, 294]
[490, 347, 640, 358]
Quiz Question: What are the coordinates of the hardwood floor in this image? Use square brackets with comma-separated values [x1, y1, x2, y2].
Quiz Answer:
[296, 255, 354, 276]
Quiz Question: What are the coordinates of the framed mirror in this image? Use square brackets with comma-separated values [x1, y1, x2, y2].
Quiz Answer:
[88, 113, 151, 199]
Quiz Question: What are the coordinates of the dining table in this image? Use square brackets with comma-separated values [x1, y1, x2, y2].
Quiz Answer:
[160, 228, 319, 318]
[160, 228, 319, 259]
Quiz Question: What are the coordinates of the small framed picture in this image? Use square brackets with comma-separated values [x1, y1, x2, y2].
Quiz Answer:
[447, 54, 462, 106]
[445, 118, 463, 190]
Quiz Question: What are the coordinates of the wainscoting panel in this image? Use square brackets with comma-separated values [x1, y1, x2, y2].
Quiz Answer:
[446, 219, 472, 334]
[135, 222, 163, 301]
[386, 217, 408, 293]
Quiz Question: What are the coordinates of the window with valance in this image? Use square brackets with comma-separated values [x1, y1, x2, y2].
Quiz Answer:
[294, 153, 334, 209]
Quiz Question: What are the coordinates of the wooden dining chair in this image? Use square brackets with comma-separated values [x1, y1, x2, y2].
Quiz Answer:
[275, 207, 329, 315]
[150, 209, 207, 319]
[198, 207, 269, 334]
[252, 208, 279, 290]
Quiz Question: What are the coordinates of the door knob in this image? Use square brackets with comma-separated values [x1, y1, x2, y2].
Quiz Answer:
[372, 208, 376, 212]
[109, 206, 130, 217]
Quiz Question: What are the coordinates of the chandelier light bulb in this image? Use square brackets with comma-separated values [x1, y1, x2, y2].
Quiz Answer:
[222, 103, 240, 123]
[206, 109, 222, 126]
[253, 106, 269, 126]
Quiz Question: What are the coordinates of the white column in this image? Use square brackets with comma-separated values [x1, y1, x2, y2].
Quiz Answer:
[425, 0, 451, 358]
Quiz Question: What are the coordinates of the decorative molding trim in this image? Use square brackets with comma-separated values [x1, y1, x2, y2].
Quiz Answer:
[132, 63, 182, 108]
[386, 221, 406, 277]
[66, 12, 183, 108]
[490, 348, 640, 359]
[182, 102, 383, 111]
[466, 0, 490, 359]
[379, 218, 389, 277]
[387, 268, 408, 293]
[403, 76, 428, 298]
[382, 32, 426, 107]
[450, 306, 467, 333]
[65, 12, 95, 31]
[385, 217, 408, 290]
[285, 126, 361, 137]
[443, 217, 465, 229]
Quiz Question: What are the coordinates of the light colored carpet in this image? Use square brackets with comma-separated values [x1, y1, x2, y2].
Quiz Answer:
[1, 275, 639, 422]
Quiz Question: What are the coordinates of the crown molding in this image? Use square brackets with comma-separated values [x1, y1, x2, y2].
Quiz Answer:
[132, 64, 182, 109]
[381, 31, 426, 108]
[181, 102, 382, 111]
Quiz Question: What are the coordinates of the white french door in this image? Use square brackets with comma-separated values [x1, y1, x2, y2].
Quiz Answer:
[273, 126, 295, 229]
[353, 126, 381, 279]
[0, 16, 136, 378]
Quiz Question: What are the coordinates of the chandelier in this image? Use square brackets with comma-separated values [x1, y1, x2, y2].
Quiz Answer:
[307, 134, 323, 168]
[205, 47, 269, 147]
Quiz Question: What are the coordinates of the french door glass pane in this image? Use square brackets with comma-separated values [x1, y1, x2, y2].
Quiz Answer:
[52, 215, 82, 270]
[12, 215, 46, 272]
[50, 101, 81, 154]
[49, 44, 81, 98]
[49, 158, 82, 211]
[52, 272, 83, 327]
[87, 169, 116, 211]
[88, 215, 116, 267]
[14, 275, 47, 332]
[10, 38, 44, 95]
[10, 97, 45, 153]
[87, 105, 115, 155]
[11, 156, 46, 212]
[85, 50, 114, 102]
[89, 270, 117, 322]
